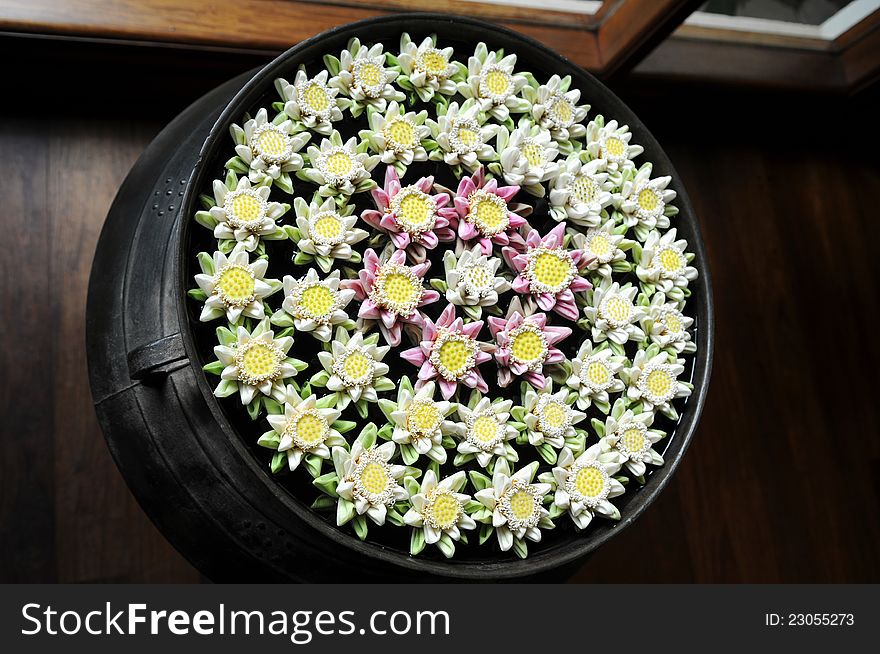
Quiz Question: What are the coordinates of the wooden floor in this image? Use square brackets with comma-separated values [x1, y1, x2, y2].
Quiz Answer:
[1, 40, 878, 583]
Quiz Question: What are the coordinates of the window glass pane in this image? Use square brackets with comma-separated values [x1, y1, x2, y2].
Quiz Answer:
[699, 0, 854, 25]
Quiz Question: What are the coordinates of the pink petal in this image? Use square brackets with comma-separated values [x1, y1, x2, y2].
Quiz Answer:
[553, 297, 580, 321]
[419, 361, 438, 381]
[391, 231, 411, 249]
[498, 368, 512, 388]
[439, 379, 457, 400]
[438, 304, 456, 327]
[400, 347, 425, 366]
[458, 220, 478, 241]
[537, 293, 557, 311]
[380, 309, 397, 329]
[545, 222, 566, 248]
[512, 276, 531, 293]
[419, 289, 440, 306]
[495, 185, 520, 202]
[416, 176, 434, 193]
[461, 319, 483, 338]
[487, 316, 506, 338]
[420, 230, 438, 248]
[525, 372, 545, 389]
[358, 299, 381, 318]
[390, 249, 407, 265]
[570, 277, 592, 292]
[371, 188, 389, 210]
[381, 322, 402, 346]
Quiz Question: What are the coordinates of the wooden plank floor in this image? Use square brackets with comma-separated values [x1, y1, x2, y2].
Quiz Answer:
[1, 42, 878, 583]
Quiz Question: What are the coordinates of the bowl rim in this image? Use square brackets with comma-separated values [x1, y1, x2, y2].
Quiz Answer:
[174, 12, 715, 579]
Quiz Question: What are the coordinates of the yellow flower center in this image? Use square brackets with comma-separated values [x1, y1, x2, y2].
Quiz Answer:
[342, 351, 372, 384]
[604, 136, 625, 159]
[509, 490, 535, 521]
[418, 49, 449, 77]
[586, 361, 610, 386]
[384, 117, 417, 150]
[240, 343, 280, 381]
[638, 188, 660, 213]
[470, 197, 507, 234]
[438, 339, 469, 376]
[532, 251, 572, 291]
[395, 190, 435, 232]
[457, 127, 478, 147]
[621, 427, 645, 453]
[601, 295, 632, 324]
[230, 193, 262, 224]
[574, 466, 605, 499]
[406, 400, 442, 437]
[255, 128, 287, 157]
[463, 264, 492, 291]
[311, 212, 344, 242]
[359, 461, 388, 495]
[510, 328, 546, 365]
[299, 284, 336, 319]
[483, 69, 510, 97]
[302, 82, 331, 112]
[664, 312, 682, 333]
[657, 247, 684, 273]
[325, 151, 353, 177]
[522, 141, 544, 167]
[427, 493, 461, 530]
[216, 266, 255, 305]
[550, 96, 574, 125]
[291, 412, 328, 448]
[589, 233, 611, 257]
[383, 273, 418, 306]
[356, 62, 382, 87]
[472, 415, 498, 444]
[645, 368, 672, 398]
[541, 401, 568, 429]
[570, 174, 598, 205]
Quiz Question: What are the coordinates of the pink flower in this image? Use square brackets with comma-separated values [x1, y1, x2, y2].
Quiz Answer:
[488, 300, 571, 389]
[502, 222, 593, 321]
[340, 248, 439, 347]
[448, 166, 528, 255]
[400, 304, 492, 400]
[361, 167, 456, 263]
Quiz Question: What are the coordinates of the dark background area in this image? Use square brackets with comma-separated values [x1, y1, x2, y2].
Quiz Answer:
[1, 32, 879, 583]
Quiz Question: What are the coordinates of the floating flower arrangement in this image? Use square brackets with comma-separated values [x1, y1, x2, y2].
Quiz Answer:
[189, 33, 699, 560]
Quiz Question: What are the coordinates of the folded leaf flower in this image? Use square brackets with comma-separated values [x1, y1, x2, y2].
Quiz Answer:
[621, 344, 692, 419]
[333, 439, 408, 526]
[494, 122, 561, 197]
[212, 319, 306, 406]
[473, 460, 553, 557]
[597, 399, 664, 479]
[194, 243, 281, 323]
[569, 219, 629, 278]
[522, 74, 589, 149]
[289, 196, 368, 273]
[488, 298, 571, 389]
[641, 291, 696, 354]
[521, 380, 587, 454]
[379, 379, 456, 465]
[426, 101, 497, 174]
[450, 390, 519, 469]
[395, 33, 460, 103]
[198, 174, 289, 252]
[581, 279, 647, 346]
[341, 247, 439, 346]
[277, 269, 355, 342]
[442, 246, 510, 320]
[449, 165, 529, 255]
[360, 101, 430, 174]
[457, 42, 529, 122]
[327, 37, 404, 117]
[635, 228, 699, 302]
[401, 303, 492, 400]
[503, 222, 592, 321]
[549, 154, 613, 226]
[300, 131, 379, 199]
[404, 470, 476, 557]
[360, 167, 456, 263]
[227, 107, 310, 192]
[275, 68, 349, 135]
[562, 339, 626, 412]
[617, 163, 677, 241]
[585, 116, 643, 183]
[550, 443, 624, 530]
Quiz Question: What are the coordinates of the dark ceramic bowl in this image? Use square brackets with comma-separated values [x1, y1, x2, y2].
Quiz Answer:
[87, 13, 713, 581]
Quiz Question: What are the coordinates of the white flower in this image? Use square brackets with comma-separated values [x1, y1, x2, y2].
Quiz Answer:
[473, 460, 553, 555]
[291, 196, 368, 273]
[586, 117, 643, 183]
[550, 444, 624, 530]
[333, 440, 407, 526]
[451, 391, 519, 469]
[426, 101, 497, 173]
[599, 400, 664, 478]
[203, 175, 288, 251]
[617, 163, 677, 240]
[328, 38, 404, 117]
[404, 470, 476, 556]
[457, 42, 529, 122]
[396, 34, 459, 103]
[635, 228, 699, 302]
[568, 219, 628, 278]
[621, 346, 692, 419]
[641, 291, 696, 354]
[314, 327, 393, 411]
[300, 131, 379, 198]
[212, 320, 305, 405]
[384, 380, 456, 464]
[274, 69, 348, 135]
[521, 380, 586, 451]
[280, 269, 355, 341]
[523, 74, 589, 146]
[549, 155, 613, 226]
[442, 247, 510, 320]
[495, 122, 560, 197]
[565, 340, 626, 411]
[194, 243, 280, 323]
[261, 385, 347, 472]
[582, 280, 647, 345]
[229, 107, 310, 190]
[360, 101, 429, 171]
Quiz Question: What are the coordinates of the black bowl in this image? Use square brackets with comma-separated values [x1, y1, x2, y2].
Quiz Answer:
[87, 13, 714, 582]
